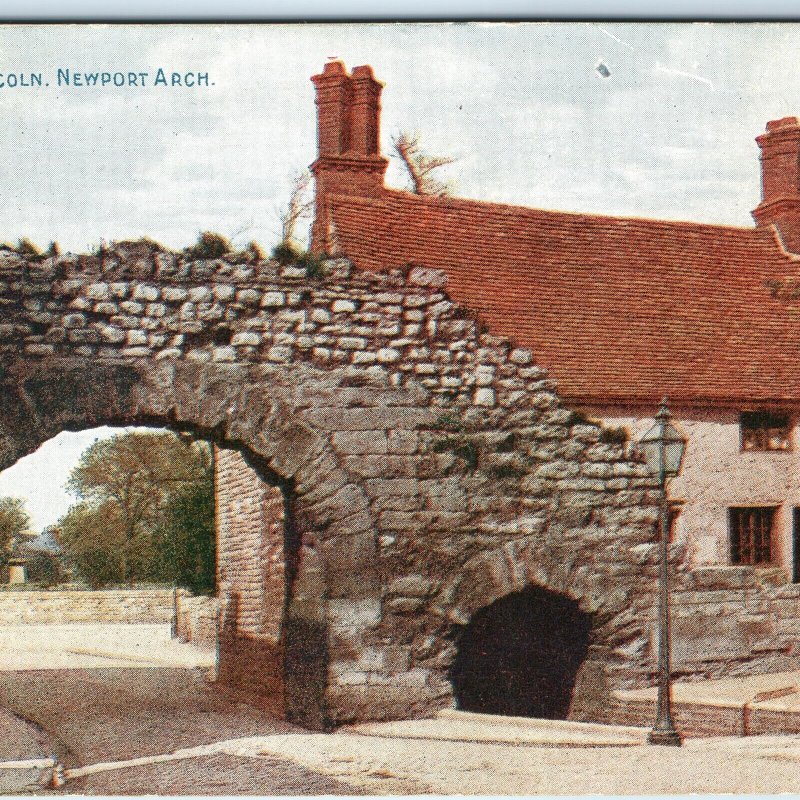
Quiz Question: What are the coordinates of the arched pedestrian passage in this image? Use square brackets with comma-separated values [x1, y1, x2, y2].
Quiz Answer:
[449, 586, 592, 719]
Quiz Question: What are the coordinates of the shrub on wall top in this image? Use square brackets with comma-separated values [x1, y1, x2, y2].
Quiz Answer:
[186, 231, 232, 260]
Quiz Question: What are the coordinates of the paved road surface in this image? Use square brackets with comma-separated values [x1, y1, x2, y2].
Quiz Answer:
[0, 667, 363, 795]
[5, 624, 800, 794]
[0, 624, 361, 795]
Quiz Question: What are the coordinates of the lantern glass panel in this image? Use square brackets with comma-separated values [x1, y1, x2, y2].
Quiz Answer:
[664, 438, 685, 476]
[639, 439, 663, 474]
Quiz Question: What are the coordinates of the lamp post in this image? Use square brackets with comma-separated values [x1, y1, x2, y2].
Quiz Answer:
[637, 398, 687, 747]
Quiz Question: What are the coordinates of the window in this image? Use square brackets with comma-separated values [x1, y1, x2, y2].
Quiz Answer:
[729, 506, 776, 565]
[740, 411, 791, 451]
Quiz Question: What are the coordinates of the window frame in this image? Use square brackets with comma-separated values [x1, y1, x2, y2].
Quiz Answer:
[739, 410, 792, 453]
[729, 505, 778, 566]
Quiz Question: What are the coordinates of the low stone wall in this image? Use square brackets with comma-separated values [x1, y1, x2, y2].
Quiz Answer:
[174, 590, 218, 650]
[0, 589, 174, 624]
[669, 566, 800, 681]
[606, 696, 800, 738]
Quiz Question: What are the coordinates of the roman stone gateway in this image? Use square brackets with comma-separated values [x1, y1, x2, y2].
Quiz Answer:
[0, 240, 661, 727]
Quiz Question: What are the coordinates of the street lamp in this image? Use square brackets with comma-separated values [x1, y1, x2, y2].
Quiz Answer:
[637, 398, 687, 747]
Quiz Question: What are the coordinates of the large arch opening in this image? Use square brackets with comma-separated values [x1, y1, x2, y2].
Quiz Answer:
[0, 422, 307, 716]
[449, 585, 592, 719]
[0, 358, 386, 728]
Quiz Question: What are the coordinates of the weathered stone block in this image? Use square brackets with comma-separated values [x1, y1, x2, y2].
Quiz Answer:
[162, 286, 188, 302]
[108, 282, 129, 298]
[133, 284, 160, 302]
[126, 329, 148, 347]
[386, 597, 425, 613]
[237, 289, 261, 306]
[332, 431, 388, 455]
[267, 346, 292, 362]
[231, 331, 261, 346]
[388, 430, 418, 454]
[188, 286, 212, 303]
[387, 575, 433, 597]
[86, 282, 110, 301]
[261, 291, 286, 307]
[213, 284, 236, 301]
[474, 387, 496, 406]
[377, 347, 401, 363]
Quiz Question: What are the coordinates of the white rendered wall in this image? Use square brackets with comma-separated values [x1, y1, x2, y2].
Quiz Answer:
[581, 404, 800, 575]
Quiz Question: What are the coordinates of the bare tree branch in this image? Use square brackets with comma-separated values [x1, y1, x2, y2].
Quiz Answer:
[280, 169, 314, 248]
[391, 131, 456, 196]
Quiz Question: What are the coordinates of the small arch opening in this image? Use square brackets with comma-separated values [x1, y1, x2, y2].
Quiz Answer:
[449, 585, 591, 719]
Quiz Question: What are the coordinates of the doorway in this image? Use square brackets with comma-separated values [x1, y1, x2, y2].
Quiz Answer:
[449, 586, 591, 719]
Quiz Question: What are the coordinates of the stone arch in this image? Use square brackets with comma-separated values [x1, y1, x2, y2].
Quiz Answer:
[0, 357, 381, 728]
[0, 246, 661, 726]
[433, 539, 634, 628]
[449, 585, 592, 718]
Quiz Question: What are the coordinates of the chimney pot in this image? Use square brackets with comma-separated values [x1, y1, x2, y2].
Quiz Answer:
[323, 60, 347, 75]
[766, 116, 800, 132]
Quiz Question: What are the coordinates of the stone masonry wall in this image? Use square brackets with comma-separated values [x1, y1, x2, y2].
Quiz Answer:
[0, 589, 173, 624]
[0, 240, 668, 726]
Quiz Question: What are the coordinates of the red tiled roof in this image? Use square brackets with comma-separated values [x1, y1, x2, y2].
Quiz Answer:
[326, 189, 800, 403]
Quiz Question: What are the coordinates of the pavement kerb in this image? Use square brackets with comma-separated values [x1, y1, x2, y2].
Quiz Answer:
[614, 687, 800, 712]
[435, 707, 647, 737]
[341, 709, 649, 748]
[613, 688, 746, 710]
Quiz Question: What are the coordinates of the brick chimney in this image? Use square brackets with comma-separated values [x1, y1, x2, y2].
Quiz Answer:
[753, 116, 800, 252]
[310, 61, 388, 253]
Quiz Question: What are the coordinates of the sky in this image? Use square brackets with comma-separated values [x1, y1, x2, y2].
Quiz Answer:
[2, 21, 800, 528]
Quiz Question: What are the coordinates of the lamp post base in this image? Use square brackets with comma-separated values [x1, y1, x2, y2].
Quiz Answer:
[648, 727, 683, 747]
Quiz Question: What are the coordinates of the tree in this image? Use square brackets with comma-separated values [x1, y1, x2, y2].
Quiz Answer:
[0, 497, 30, 568]
[153, 477, 216, 595]
[391, 131, 456, 196]
[59, 502, 126, 588]
[62, 431, 212, 586]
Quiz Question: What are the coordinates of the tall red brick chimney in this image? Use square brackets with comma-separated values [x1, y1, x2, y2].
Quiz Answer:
[753, 117, 800, 252]
[310, 61, 388, 253]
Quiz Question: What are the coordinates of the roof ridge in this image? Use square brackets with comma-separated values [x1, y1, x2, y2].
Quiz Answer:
[330, 188, 767, 237]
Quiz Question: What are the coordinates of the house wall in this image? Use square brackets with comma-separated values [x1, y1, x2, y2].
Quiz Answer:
[578, 402, 800, 684]
[581, 403, 800, 574]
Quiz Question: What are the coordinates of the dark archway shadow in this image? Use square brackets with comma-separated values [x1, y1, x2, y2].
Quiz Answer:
[449, 585, 591, 719]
